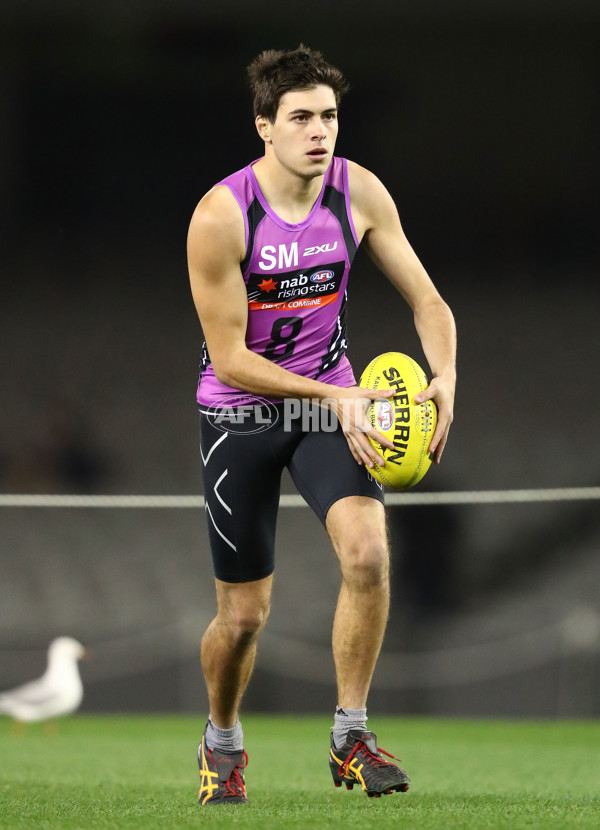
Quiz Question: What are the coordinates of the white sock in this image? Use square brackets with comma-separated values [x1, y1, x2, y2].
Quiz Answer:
[332, 706, 367, 749]
[205, 718, 244, 753]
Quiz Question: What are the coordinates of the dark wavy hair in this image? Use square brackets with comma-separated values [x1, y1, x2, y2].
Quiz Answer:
[247, 44, 350, 122]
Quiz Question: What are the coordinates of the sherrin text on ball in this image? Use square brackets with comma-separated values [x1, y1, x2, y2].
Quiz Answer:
[359, 352, 437, 489]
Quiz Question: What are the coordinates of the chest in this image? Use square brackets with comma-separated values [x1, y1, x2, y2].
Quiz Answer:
[248, 209, 349, 277]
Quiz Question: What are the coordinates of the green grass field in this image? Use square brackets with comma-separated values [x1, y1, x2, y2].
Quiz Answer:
[1, 715, 599, 829]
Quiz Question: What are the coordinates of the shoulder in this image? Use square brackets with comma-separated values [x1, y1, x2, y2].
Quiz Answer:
[187, 185, 246, 261]
[346, 160, 399, 235]
[347, 160, 394, 211]
[189, 185, 245, 237]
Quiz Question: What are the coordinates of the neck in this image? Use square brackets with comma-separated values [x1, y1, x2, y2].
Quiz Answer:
[252, 153, 325, 223]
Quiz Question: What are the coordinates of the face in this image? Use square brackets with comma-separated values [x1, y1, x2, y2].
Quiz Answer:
[258, 85, 339, 180]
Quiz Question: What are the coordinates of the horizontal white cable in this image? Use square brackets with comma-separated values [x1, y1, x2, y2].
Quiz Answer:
[2, 607, 599, 689]
[259, 609, 600, 690]
[388, 487, 600, 505]
[0, 487, 599, 508]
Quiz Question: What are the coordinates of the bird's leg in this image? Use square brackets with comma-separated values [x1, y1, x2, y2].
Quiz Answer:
[43, 719, 58, 737]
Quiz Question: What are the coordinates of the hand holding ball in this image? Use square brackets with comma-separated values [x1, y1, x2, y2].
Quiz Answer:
[359, 352, 437, 489]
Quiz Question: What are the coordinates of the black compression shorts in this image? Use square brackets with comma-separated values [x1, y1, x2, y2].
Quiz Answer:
[199, 402, 384, 583]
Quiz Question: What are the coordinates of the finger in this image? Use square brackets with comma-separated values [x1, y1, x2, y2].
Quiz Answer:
[351, 434, 373, 467]
[350, 433, 383, 469]
[353, 400, 396, 451]
[346, 431, 376, 466]
[350, 436, 371, 467]
[355, 404, 394, 452]
[355, 432, 386, 467]
[428, 419, 445, 458]
[367, 426, 394, 451]
[353, 409, 394, 450]
[350, 444, 364, 465]
[344, 432, 363, 465]
[433, 428, 449, 464]
[430, 419, 451, 464]
[414, 385, 435, 404]
[362, 387, 394, 400]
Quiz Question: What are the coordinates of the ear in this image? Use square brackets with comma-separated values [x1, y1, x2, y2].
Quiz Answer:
[255, 115, 272, 144]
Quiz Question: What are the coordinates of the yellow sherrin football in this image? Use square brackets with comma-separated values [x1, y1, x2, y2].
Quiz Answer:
[359, 352, 437, 490]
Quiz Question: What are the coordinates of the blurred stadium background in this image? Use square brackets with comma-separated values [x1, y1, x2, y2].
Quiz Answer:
[1, 1, 598, 719]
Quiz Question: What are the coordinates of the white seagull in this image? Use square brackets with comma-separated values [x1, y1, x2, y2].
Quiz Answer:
[0, 636, 87, 727]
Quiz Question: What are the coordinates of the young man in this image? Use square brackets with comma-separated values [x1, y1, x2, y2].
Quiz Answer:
[188, 45, 456, 805]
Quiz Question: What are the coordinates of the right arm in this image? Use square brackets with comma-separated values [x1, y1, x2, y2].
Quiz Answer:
[187, 186, 392, 467]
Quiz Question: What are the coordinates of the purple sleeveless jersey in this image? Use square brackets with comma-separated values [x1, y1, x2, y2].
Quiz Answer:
[197, 156, 359, 405]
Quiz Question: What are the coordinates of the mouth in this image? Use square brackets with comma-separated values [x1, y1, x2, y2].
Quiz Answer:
[307, 148, 328, 159]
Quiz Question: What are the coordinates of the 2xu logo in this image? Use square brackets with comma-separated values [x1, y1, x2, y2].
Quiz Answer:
[259, 241, 338, 270]
[206, 397, 279, 435]
[304, 242, 338, 257]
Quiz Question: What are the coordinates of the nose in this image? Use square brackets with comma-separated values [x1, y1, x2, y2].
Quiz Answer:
[311, 118, 327, 141]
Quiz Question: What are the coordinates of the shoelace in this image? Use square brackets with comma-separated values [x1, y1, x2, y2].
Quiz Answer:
[222, 751, 248, 797]
[339, 742, 402, 778]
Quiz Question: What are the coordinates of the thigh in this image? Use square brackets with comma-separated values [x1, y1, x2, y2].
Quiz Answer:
[288, 422, 384, 525]
[199, 409, 290, 583]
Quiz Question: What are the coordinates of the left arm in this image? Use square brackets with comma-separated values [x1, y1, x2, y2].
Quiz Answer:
[348, 161, 457, 463]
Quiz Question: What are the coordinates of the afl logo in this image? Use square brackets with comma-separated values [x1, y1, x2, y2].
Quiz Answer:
[206, 396, 280, 435]
[310, 269, 334, 284]
[376, 400, 394, 431]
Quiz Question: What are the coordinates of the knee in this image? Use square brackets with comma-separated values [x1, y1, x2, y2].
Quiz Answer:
[222, 599, 270, 646]
[340, 536, 389, 591]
